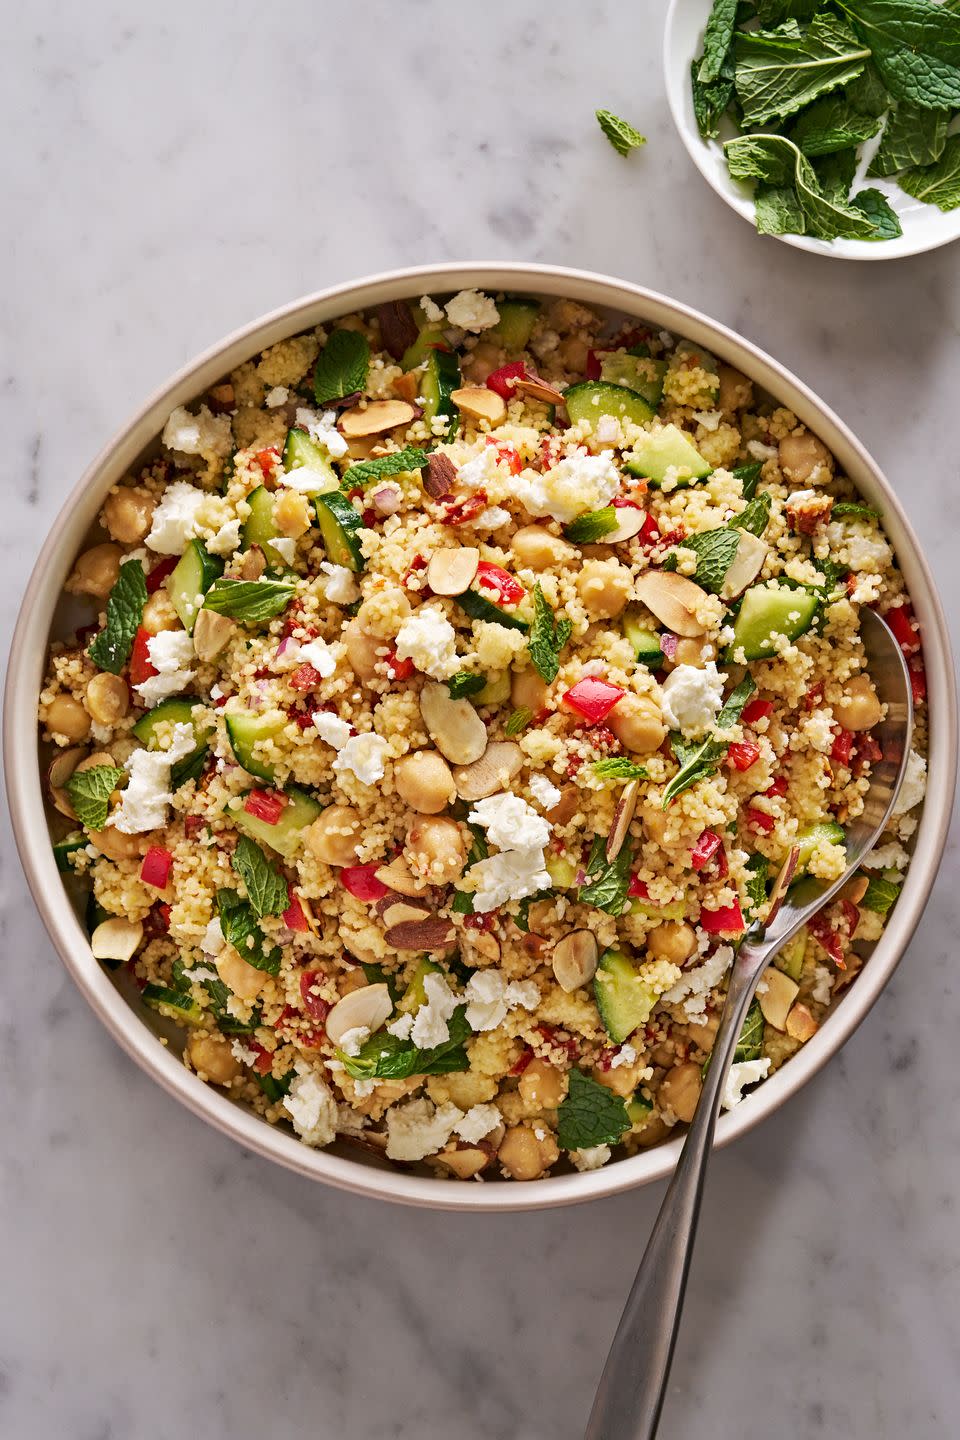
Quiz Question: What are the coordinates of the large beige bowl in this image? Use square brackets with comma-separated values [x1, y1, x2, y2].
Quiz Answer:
[5, 264, 956, 1211]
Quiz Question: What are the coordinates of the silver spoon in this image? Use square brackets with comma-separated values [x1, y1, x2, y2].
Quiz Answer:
[585, 608, 913, 1440]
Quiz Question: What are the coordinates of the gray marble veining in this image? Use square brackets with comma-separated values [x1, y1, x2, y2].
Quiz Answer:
[1, 3, 958, 1437]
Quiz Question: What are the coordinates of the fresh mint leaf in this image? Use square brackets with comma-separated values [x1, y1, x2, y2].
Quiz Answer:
[202, 976, 261, 1035]
[341, 1006, 472, 1080]
[832, 499, 883, 517]
[584, 834, 607, 879]
[231, 834, 290, 919]
[735, 998, 765, 1062]
[732, 491, 772, 537]
[447, 671, 486, 699]
[813, 555, 849, 596]
[202, 577, 295, 622]
[851, 186, 905, 237]
[504, 707, 532, 737]
[756, 182, 809, 234]
[812, 146, 859, 201]
[698, 0, 741, 85]
[65, 764, 125, 830]
[528, 582, 572, 684]
[726, 133, 878, 238]
[343, 447, 428, 488]
[596, 110, 647, 157]
[579, 840, 634, 916]
[257, 1070, 294, 1103]
[662, 675, 757, 806]
[847, 61, 890, 116]
[734, 14, 871, 128]
[868, 101, 949, 175]
[754, 0, 820, 21]
[790, 94, 883, 155]
[87, 558, 147, 675]
[744, 853, 770, 917]
[662, 527, 742, 593]
[313, 329, 370, 405]
[731, 461, 763, 499]
[692, 55, 737, 140]
[557, 1068, 632, 1151]
[564, 508, 618, 543]
[860, 874, 901, 914]
[216, 888, 281, 975]
[592, 757, 649, 781]
[899, 135, 960, 210]
[836, 0, 960, 111]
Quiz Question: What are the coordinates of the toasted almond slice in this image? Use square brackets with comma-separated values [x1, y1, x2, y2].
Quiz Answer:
[392, 371, 420, 404]
[374, 858, 423, 897]
[552, 930, 599, 993]
[326, 983, 393, 1047]
[720, 531, 768, 601]
[452, 741, 524, 802]
[423, 452, 457, 498]
[384, 918, 457, 951]
[605, 506, 648, 543]
[461, 929, 501, 966]
[786, 1002, 819, 1042]
[515, 375, 565, 406]
[451, 386, 506, 425]
[47, 746, 89, 819]
[841, 873, 869, 906]
[239, 545, 266, 581]
[193, 607, 237, 662]
[381, 900, 434, 929]
[757, 966, 800, 1031]
[606, 778, 640, 862]
[419, 682, 488, 766]
[339, 400, 417, 438]
[634, 570, 709, 637]
[91, 917, 144, 963]
[427, 547, 480, 597]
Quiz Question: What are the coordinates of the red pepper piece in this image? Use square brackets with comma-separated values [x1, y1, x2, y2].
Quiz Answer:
[145, 556, 178, 595]
[140, 845, 173, 889]
[475, 560, 525, 606]
[885, 604, 920, 656]
[560, 677, 626, 724]
[464, 910, 497, 932]
[283, 890, 310, 932]
[401, 554, 428, 588]
[741, 698, 773, 726]
[804, 681, 824, 711]
[440, 490, 488, 526]
[690, 829, 723, 871]
[831, 729, 855, 765]
[585, 349, 604, 380]
[808, 913, 845, 968]
[628, 876, 649, 899]
[909, 659, 926, 705]
[248, 1041, 275, 1075]
[637, 512, 661, 547]
[339, 864, 389, 902]
[745, 807, 776, 835]
[128, 626, 157, 687]
[727, 741, 761, 772]
[255, 446, 280, 478]
[839, 898, 860, 939]
[764, 774, 789, 799]
[289, 663, 323, 693]
[509, 1048, 534, 1076]
[299, 971, 331, 1025]
[485, 436, 522, 475]
[486, 361, 527, 399]
[700, 900, 746, 935]
[385, 648, 415, 681]
[184, 814, 205, 839]
[157, 903, 171, 931]
[243, 789, 288, 825]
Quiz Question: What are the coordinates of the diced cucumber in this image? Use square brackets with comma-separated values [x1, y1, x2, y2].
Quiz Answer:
[282, 427, 339, 493]
[726, 584, 819, 661]
[775, 929, 806, 983]
[545, 854, 577, 890]
[401, 325, 449, 372]
[623, 424, 711, 486]
[142, 984, 204, 1026]
[313, 490, 365, 572]
[133, 696, 208, 787]
[224, 709, 287, 781]
[622, 608, 662, 666]
[86, 891, 112, 937]
[420, 348, 461, 437]
[628, 894, 687, 921]
[599, 353, 667, 411]
[456, 588, 529, 631]
[564, 381, 657, 430]
[168, 539, 224, 633]
[229, 787, 323, 860]
[53, 831, 87, 872]
[795, 821, 846, 874]
[242, 487, 290, 571]
[397, 957, 441, 1015]
[626, 1092, 653, 1126]
[476, 670, 511, 704]
[594, 949, 659, 1044]
[489, 297, 540, 351]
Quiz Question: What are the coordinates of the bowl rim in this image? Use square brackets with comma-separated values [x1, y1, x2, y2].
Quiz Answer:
[4, 260, 956, 1212]
[662, 0, 960, 263]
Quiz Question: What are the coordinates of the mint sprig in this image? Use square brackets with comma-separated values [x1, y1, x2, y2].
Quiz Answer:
[596, 110, 647, 157]
[662, 675, 757, 807]
[65, 764, 125, 830]
[341, 1006, 471, 1080]
[564, 508, 618, 544]
[343, 447, 428, 488]
[231, 835, 290, 919]
[447, 671, 486, 699]
[557, 1068, 631, 1151]
[527, 583, 572, 685]
[579, 840, 634, 916]
[216, 887, 281, 975]
[592, 758, 648, 781]
[87, 559, 147, 675]
[735, 999, 765, 1063]
[662, 527, 741, 594]
[313, 329, 370, 405]
[202, 577, 295, 622]
[732, 491, 772, 538]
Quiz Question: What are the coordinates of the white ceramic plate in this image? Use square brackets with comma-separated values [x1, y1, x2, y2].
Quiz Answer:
[664, 0, 960, 261]
[4, 263, 957, 1211]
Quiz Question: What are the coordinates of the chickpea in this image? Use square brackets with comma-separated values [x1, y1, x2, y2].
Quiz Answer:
[658, 1061, 702, 1124]
[141, 590, 180, 635]
[511, 666, 548, 715]
[647, 921, 697, 966]
[306, 805, 363, 866]
[518, 1058, 567, 1109]
[669, 638, 716, 669]
[45, 694, 91, 742]
[835, 673, 883, 732]
[394, 750, 455, 814]
[635, 1115, 672, 1148]
[65, 544, 123, 600]
[343, 618, 382, 682]
[436, 1147, 490, 1180]
[357, 587, 411, 639]
[498, 1123, 559, 1181]
[85, 673, 129, 727]
[187, 1033, 242, 1086]
[545, 784, 579, 826]
[404, 813, 466, 884]
[576, 558, 632, 621]
[510, 525, 574, 572]
[461, 340, 502, 385]
[779, 431, 833, 484]
[102, 486, 156, 544]
[273, 489, 312, 538]
[609, 694, 667, 756]
[716, 364, 753, 414]
[87, 826, 147, 862]
[558, 335, 590, 373]
[216, 944, 268, 1002]
[594, 1062, 640, 1099]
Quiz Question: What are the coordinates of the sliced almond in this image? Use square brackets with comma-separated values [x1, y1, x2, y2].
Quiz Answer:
[515, 375, 565, 406]
[720, 530, 768, 601]
[757, 966, 800, 1031]
[338, 400, 417, 438]
[841, 873, 870, 906]
[374, 858, 423, 897]
[239, 545, 266, 581]
[451, 386, 506, 425]
[786, 1001, 819, 1042]
[376, 300, 419, 361]
[392, 371, 420, 404]
[606, 778, 640, 862]
[91, 917, 144, 963]
[423, 452, 457, 498]
[375, 889, 430, 919]
[605, 506, 648, 543]
[634, 570, 709, 637]
[452, 741, 524, 801]
[552, 930, 599, 993]
[384, 918, 457, 951]
[427, 547, 480, 597]
[326, 983, 393, 1047]
[47, 746, 89, 819]
[419, 682, 488, 766]
[193, 607, 237, 662]
[431, 1146, 492, 1179]
[381, 899, 434, 929]
[545, 785, 579, 826]
[461, 928, 501, 966]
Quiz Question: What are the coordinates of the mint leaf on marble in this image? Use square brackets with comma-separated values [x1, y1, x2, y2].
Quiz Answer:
[313, 329, 370, 405]
[692, 55, 737, 140]
[852, 187, 905, 238]
[596, 110, 647, 157]
[557, 1068, 632, 1151]
[87, 558, 147, 675]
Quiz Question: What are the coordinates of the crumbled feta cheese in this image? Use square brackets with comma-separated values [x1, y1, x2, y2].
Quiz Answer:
[408, 972, 460, 1050]
[385, 1098, 463, 1161]
[334, 732, 390, 786]
[110, 722, 196, 834]
[862, 841, 910, 874]
[467, 849, 552, 912]
[296, 638, 338, 678]
[206, 516, 242, 557]
[270, 536, 296, 565]
[801, 709, 835, 754]
[145, 480, 208, 555]
[721, 1058, 771, 1110]
[444, 288, 499, 332]
[386, 1012, 415, 1041]
[825, 520, 892, 574]
[264, 386, 289, 408]
[610, 1043, 637, 1069]
[201, 917, 225, 955]
[892, 748, 926, 816]
[694, 409, 722, 432]
[338, 1026, 371, 1057]
[457, 442, 502, 492]
[394, 604, 459, 680]
[463, 970, 539, 1032]
[515, 447, 620, 524]
[470, 506, 512, 530]
[295, 406, 349, 459]
[663, 945, 733, 1025]
[453, 1103, 502, 1145]
[811, 965, 833, 1005]
[283, 1070, 338, 1147]
[528, 773, 562, 811]
[571, 1144, 612, 1172]
[420, 294, 444, 323]
[659, 663, 725, 737]
[279, 465, 335, 493]
[134, 630, 197, 708]
[161, 405, 232, 459]
[746, 439, 777, 461]
[312, 711, 352, 748]
[231, 1040, 259, 1066]
[468, 793, 550, 852]
[787, 488, 817, 508]
[318, 562, 361, 605]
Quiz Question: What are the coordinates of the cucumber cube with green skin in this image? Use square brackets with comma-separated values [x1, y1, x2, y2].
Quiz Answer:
[53, 831, 87, 872]
[142, 984, 204, 1026]
[282, 428, 339, 493]
[400, 325, 449, 372]
[545, 854, 577, 890]
[726, 584, 819, 661]
[489, 297, 540, 351]
[228, 787, 323, 859]
[594, 948, 660, 1044]
[456, 588, 529, 631]
[622, 608, 662, 666]
[599, 354, 667, 411]
[622, 424, 711, 487]
[627, 895, 687, 921]
[241, 487, 293, 571]
[223, 709, 287, 781]
[563, 381, 657, 430]
[476, 670, 511, 705]
[775, 929, 807, 983]
[420, 348, 461, 438]
[397, 958, 441, 1015]
[133, 696, 209, 787]
[313, 490, 365, 572]
[626, 1092, 653, 1125]
[168, 539, 224, 633]
[794, 821, 846, 875]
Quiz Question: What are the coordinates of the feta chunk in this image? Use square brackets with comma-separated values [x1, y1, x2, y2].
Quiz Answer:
[663, 945, 733, 1025]
[312, 711, 352, 749]
[333, 732, 390, 786]
[467, 849, 552, 912]
[468, 793, 550, 852]
[659, 663, 725, 737]
[318, 562, 361, 605]
[408, 972, 460, 1050]
[721, 1058, 771, 1111]
[264, 386, 289, 408]
[453, 1103, 502, 1144]
[161, 405, 232, 459]
[283, 1069, 338, 1147]
[892, 748, 926, 816]
[201, 917, 225, 956]
[297, 639, 338, 678]
[444, 289, 500, 333]
[385, 1098, 463, 1161]
[463, 970, 539, 1032]
[528, 773, 562, 811]
[206, 516, 242, 557]
[145, 480, 208, 555]
[571, 1144, 612, 1172]
[419, 294, 444, 324]
[394, 604, 459, 680]
[295, 406, 349, 459]
[515, 447, 620, 524]
[134, 630, 197, 708]
[110, 722, 195, 834]
[338, 1026, 371, 1057]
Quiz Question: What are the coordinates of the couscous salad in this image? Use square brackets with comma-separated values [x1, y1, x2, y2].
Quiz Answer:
[40, 290, 927, 1181]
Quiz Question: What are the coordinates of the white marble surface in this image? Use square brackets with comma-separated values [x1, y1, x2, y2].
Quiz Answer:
[2, 3, 958, 1436]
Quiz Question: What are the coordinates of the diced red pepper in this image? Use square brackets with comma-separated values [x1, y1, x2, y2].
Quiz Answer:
[248, 1041, 275, 1075]
[283, 890, 310, 932]
[808, 913, 845, 968]
[637, 512, 661, 546]
[509, 1047, 534, 1076]
[157, 902, 171, 931]
[184, 815, 205, 839]
[440, 490, 488, 526]
[885, 603, 920, 656]
[741, 698, 773, 725]
[475, 560, 525, 606]
[299, 971, 331, 1025]
[690, 830, 723, 871]
[385, 648, 415, 681]
[727, 741, 761, 772]
[243, 789, 288, 825]
[628, 875, 649, 899]
[129, 626, 157, 687]
[140, 845, 173, 889]
[658, 527, 687, 547]
[852, 733, 883, 776]
[700, 900, 746, 935]
[909, 658, 926, 706]
[339, 864, 389, 902]
[839, 898, 860, 939]
[764, 774, 789, 798]
[464, 910, 497, 932]
[289, 663, 323, 693]
[561, 677, 625, 725]
[539, 436, 563, 471]
[831, 729, 855, 765]
[145, 556, 178, 595]
[485, 436, 522, 475]
[486, 361, 527, 400]
[804, 681, 824, 711]
[401, 554, 429, 588]
[585, 349, 604, 381]
[745, 807, 776, 834]
[255, 446, 280, 478]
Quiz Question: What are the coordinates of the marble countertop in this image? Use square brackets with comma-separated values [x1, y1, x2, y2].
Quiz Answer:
[2, 3, 958, 1436]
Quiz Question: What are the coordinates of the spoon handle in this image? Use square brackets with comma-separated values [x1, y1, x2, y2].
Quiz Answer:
[583, 949, 764, 1440]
